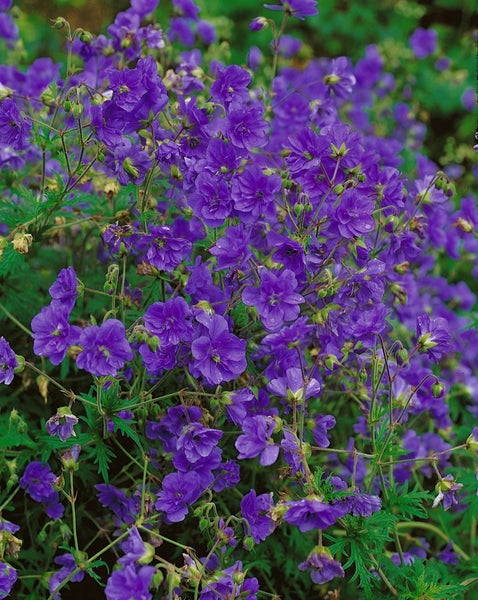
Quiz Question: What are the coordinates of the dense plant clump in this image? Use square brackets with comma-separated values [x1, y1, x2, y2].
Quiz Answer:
[0, 0, 477, 598]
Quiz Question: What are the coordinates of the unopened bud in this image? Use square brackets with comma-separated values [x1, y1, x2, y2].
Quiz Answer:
[52, 17, 68, 30]
[466, 428, 478, 454]
[71, 103, 83, 118]
[79, 30, 93, 44]
[432, 381, 445, 398]
[333, 184, 344, 195]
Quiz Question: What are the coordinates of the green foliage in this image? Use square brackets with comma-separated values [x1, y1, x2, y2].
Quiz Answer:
[384, 483, 432, 520]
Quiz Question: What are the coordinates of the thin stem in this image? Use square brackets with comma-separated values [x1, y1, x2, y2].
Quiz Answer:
[69, 470, 80, 553]
[0, 302, 33, 336]
[397, 521, 470, 560]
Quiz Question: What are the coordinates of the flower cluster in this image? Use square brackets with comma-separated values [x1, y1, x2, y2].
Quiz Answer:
[0, 0, 476, 598]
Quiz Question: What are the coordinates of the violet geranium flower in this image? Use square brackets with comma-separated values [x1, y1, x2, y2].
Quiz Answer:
[240, 489, 275, 543]
[409, 27, 437, 59]
[298, 547, 345, 584]
[105, 564, 155, 600]
[264, 0, 318, 21]
[242, 267, 304, 332]
[155, 471, 202, 523]
[235, 415, 280, 466]
[416, 313, 451, 361]
[191, 313, 247, 385]
[0, 336, 18, 385]
[76, 319, 133, 377]
[31, 304, 81, 365]
[45, 407, 79, 442]
[0, 562, 17, 599]
[49, 266, 80, 313]
[283, 498, 342, 532]
[19, 461, 64, 519]
[432, 475, 463, 511]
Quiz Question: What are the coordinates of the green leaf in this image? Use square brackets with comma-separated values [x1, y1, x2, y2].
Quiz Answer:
[111, 416, 142, 451]
[0, 244, 27, 278]
[384, 482, 432, 520]
[83, 438, 115, 483]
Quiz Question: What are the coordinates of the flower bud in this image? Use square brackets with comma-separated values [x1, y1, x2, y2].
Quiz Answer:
[431, 381, 445, 398]
[466, 428, 478, 454]
[71, 103, 83, 118]
[79, 30, 93, 44]
[333, 184, 345, 195]
[249, 16, 268, 31]
[60, 445, 81, 471]
[52, 17, 68, 30]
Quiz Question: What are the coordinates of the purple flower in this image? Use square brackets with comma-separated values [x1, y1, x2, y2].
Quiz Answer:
[242, 268, 304, 331]
[345, 491, 381, 517]
[283, 498, 342, 532]
[0, 12, 18, 43]
[95, 484, 139, 524]
[76, 319, 133, 377]
[264, 0, 318, 20]
[0, 562, 17, 599]
[45, 408, 78, 442]
[0, 337, 17, 385]
[240, 490, 275, 543]
[107, 141, 152, 186]
[267, 367, 321, 403]
[49, 266, 80, 313]
[199, 561, 259, 600]
[409, 27, 437, 59]
[49, 553, 85, 600]
[19, 461, 64, 519]
[334, 189, 375, 238]
[323, 56, 356, 98]
[31, 304, 81, 365]
[0, 98, 31, 151]
[173, 0, 200, 20]
[298, 547, 345, 584]
[155, 471, 202, 523]
[231, 164, 281, 223]
[144, 297, 194, 345]
[188, 172, 233, 228]
[461, 88, 475, 112]
[312, 414, 336, 447]
[210, 65, 251, 109]
[191, 313, 247, 385]
[432, 475, 463, 511]
[105, 564, 155, 600]
[225, 103, 269, 151]
[108, 65, 147, 111]
[235, 415, 280, 466]
[416, 313, 451, 361]
[209, 224, 252, 271]
[0, 518, 19, 535]
[139, 225, 192, 272]
[146, 405, 203, 453]
[119, 527, 153, 565]
[176, 423, 223, 464]
[437, 543, 459, 565]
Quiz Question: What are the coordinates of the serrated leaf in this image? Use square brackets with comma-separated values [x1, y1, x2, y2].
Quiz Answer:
[0, 430, 36, 450]
[0, 244, 27, 277]
[385, 482, 431, 520]
[90, 439, 115, 483]
[111, 416, 142, 451]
